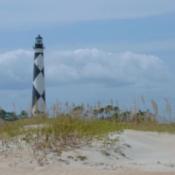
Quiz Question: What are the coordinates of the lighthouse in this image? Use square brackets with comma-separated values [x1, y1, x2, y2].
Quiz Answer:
[32, 35, 46, 116]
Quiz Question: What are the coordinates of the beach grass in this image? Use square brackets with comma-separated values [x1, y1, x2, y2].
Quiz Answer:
[0, 116, 175, 140]
[0, 115, 174, 154]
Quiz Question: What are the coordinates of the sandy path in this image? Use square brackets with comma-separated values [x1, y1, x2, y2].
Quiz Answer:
[1, 165, 175, 175]
[118, 130, 175, 172]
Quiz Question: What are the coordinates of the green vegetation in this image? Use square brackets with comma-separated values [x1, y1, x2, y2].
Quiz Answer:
[0, 108, 18, 121]
[0, 115, 174, 140]
[0, 101, 174, 152]
[0, 116, 121, 139]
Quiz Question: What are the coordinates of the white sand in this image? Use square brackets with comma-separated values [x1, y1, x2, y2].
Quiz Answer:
[0, 130, 175, 175]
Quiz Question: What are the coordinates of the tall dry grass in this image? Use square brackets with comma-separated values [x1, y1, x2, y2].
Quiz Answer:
[0, 98, 174, 147]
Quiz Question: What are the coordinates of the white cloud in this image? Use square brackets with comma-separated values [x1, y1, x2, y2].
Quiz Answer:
[0, 49, 33, 89]
[46, 49, 169, 87]
[0, 48, 170, 90]
[0, 0, 175, 29]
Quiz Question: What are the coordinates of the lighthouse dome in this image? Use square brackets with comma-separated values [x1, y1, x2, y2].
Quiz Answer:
[34, 35, 44, 49]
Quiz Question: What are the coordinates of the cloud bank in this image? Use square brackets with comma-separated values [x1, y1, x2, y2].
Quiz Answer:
[0, 48, 169, 90]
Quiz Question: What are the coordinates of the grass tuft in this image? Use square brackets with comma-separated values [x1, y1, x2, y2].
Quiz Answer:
[0, 115, 174, 153]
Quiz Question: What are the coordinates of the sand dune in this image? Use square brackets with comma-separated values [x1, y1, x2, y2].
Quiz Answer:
[0, 130, 175, 175]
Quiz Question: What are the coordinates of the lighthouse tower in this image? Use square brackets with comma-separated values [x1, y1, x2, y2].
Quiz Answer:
[32, 35, 46, 116]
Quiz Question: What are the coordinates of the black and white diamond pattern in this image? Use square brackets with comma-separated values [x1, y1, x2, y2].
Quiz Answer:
[34, 54, 44, 70]
[32, 51, 46, 115]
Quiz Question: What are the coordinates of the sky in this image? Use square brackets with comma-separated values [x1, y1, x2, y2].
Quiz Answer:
[0, 0, 175, 117]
